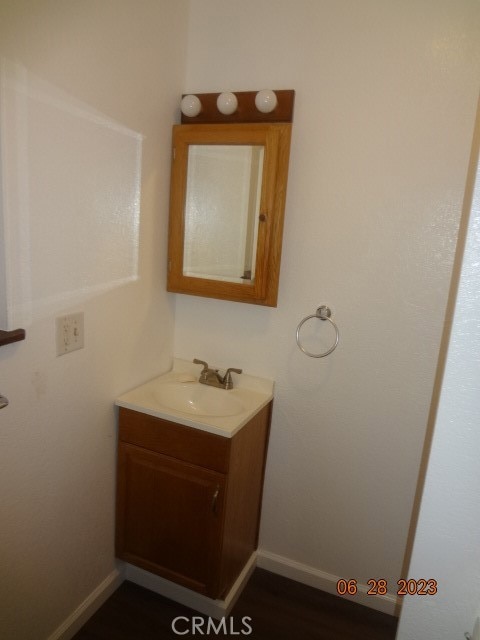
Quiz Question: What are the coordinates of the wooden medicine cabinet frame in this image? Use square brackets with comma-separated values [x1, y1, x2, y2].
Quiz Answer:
[167, 90, 294, 307]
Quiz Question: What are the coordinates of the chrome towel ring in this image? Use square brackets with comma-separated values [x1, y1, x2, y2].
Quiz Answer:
[296, 305, 339, 358]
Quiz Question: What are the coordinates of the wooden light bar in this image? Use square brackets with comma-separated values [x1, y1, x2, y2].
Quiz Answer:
[180, 89, 295, 124]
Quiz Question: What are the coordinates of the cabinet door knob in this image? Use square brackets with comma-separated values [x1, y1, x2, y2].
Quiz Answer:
[211, 486, 220, 514]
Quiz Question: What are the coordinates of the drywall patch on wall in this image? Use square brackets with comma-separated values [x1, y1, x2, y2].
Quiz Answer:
[0, 59, 142, 327]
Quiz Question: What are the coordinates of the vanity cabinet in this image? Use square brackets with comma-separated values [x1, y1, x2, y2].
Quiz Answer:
[115, 402, 272, 600]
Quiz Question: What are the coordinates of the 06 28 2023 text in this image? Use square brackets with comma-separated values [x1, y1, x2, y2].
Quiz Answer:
[336, 578, 437, 597]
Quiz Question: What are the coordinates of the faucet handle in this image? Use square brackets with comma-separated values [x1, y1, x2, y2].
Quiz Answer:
[193, 358, 209, 372]
[225, 367, 242, 376]
[223, 367, 242, 389]
[193, 358, 210, 382]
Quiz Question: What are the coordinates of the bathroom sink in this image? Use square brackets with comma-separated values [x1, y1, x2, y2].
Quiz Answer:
[153, 382, 246, 417]
[115, 358, 274, 437]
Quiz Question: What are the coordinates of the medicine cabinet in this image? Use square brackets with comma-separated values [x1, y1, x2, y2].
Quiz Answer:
[167, 90, 294, 307]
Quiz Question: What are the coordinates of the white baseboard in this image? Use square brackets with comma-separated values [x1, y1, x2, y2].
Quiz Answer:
[125, 552, 257, 620]
[47, 567, 125, 640]
[256, 549, 400, 617]
[46, 550, 399, 639]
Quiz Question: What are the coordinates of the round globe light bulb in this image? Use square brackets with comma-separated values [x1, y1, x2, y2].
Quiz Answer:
[255, 89, 278, 114]
[180, 94, 202, 118]
[216, 92, 238, 115]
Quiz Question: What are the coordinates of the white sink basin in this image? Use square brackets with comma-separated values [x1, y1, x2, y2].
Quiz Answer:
[153, 381, 246, 417]
[115, 359, 274, 437]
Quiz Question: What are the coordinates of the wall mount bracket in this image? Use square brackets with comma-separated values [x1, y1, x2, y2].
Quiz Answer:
[0, 328, 26, 347]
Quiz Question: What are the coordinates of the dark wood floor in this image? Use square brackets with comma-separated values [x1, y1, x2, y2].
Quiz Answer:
[73, 569, 398, 640]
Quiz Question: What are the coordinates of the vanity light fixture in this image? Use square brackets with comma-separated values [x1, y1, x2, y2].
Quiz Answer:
[180, 94, 202, 118]
[178, 89, 294, 124]
[216, 92, 238, 115]
[255, 90, 278, 113]
[170, 88, 295, 306]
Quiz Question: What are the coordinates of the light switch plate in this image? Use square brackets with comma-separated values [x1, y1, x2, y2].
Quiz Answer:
[56, 312, 84, 356]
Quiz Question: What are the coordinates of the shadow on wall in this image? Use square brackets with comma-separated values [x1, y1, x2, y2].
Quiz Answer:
[0, 58, 143, 329]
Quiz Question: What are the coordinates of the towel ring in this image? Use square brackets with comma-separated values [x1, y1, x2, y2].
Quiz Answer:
[296, 305, 339, 358]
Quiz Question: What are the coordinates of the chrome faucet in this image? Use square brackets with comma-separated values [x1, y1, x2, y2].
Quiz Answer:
[193, 359, 242, 390]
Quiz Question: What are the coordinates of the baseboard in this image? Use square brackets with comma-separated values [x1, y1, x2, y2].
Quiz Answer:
[256, 549, 400, 616]
[125, 552, 257, 620]
[47, 567, 125, 640]
[46, 549, 398, 638]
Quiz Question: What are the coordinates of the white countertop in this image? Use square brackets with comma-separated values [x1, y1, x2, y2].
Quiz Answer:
[115, 358, 274, 438]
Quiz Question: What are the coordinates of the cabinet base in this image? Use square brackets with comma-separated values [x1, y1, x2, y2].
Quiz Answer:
[124, 552, 257, 620]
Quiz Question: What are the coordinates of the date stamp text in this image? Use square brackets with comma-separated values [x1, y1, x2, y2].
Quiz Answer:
[336, 578, 438, 597]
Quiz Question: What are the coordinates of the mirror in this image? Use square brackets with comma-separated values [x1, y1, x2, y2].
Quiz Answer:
[167, 123, 292, 306]
[183, 144, 264, 283]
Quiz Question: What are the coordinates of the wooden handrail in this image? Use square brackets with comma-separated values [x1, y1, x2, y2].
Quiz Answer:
[0, 328, 26, 347]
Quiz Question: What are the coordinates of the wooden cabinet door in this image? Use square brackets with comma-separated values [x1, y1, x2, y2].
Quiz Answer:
[116, 443, 226, 597]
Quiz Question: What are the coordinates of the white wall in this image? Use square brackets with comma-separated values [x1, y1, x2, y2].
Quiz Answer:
[174, 0, 480, 608]
[0, 2, 188, 638]
[1, 2, 479, 636]
[396, 99, 480, 639]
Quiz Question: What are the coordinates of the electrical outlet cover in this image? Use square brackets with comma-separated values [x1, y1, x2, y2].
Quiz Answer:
[56, 312, 84, 356]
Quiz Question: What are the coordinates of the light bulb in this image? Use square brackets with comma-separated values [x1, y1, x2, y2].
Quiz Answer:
[255, 90, 277, 114]
[217, 92, 238, 115]
[180, 94, 201, 118]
